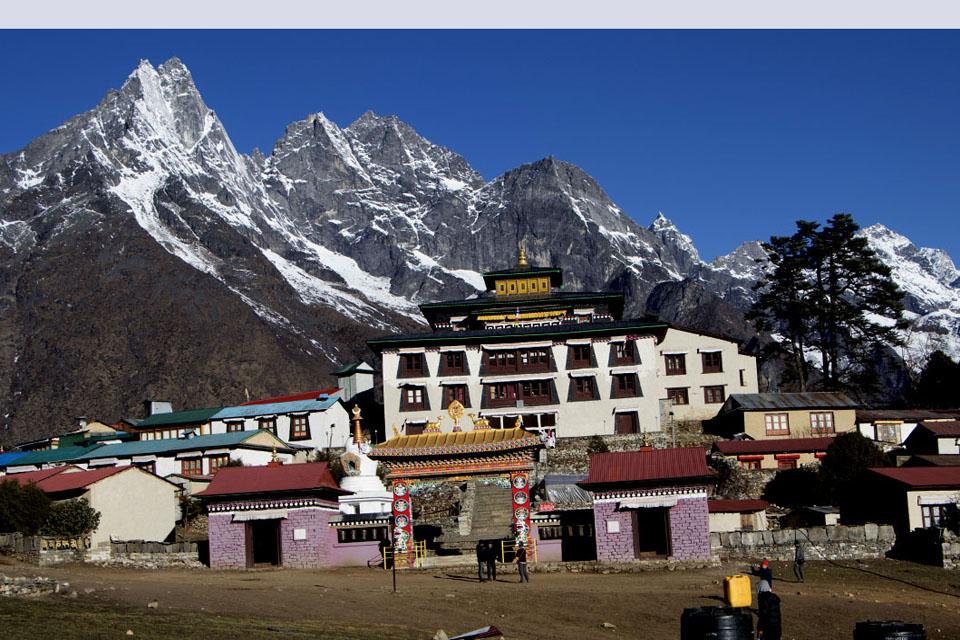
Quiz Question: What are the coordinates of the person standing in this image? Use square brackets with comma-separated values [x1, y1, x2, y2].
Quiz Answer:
[758, 558, 773, 586]
[476, 541, 486, 582]
[485, 542, 497, 581]
[793, 540, 806, 583]
[515, 544, 529, 583]
[756, 581, 782, 640]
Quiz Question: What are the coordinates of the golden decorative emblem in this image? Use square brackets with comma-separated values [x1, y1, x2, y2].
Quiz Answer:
[447, 400, 465, 431]
[424, 416, 443, 433]
[468, 413, 490, 430]
[514, 415, 524, 429]
[517, 240, 529, 268]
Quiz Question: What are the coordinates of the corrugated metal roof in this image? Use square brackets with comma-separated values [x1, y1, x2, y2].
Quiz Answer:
[7, 445, 102, 467]
[0, 451, 26, 467]
[713, 437, 835, 456]
[918, 421, 960, 437]
[34, 466, 129, 494]
[543, 474, 592, 505]
[333, 361, 375, 376]
[903, 455, 960, 467]
[5, 466, 70, 485]
[708, 499, 769, 513]
[582, 447, 711, 486]
[727, 392, 858, 411]
[868, 466, 960, 489]
[137, 407, 223, 427]
[214, 397, 339, 420]
[239, 388, 340, 406]
[857, 408, 958, 423]
[72, 430, 289, 461]
[196, 462, 346, 498]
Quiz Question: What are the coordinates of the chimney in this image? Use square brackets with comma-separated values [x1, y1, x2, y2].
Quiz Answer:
[50, 437, 60, 450]
[76, 416, 88, 430]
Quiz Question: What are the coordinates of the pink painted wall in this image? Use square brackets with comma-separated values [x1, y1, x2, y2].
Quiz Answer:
[591, 489, 711, 562]
[328, 540, 383, 567]
[668, 495, 710, 560]
[208, 513, 247, 569]
[278, 508, 338, 568]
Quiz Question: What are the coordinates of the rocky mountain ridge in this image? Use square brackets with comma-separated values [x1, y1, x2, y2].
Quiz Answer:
[1, 58, 957, 441]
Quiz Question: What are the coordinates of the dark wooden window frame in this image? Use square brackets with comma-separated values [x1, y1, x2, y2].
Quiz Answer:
[181, 458, 203, 477]
[225, 421, 245, 433]
[664, 353, 687, 376]
[703, 385, 726, 404]
[483, 380, 557, 408]
[609, 340, 639, 366]
[397, 352, 427, 379]
[611, 373, 641, 399]
[439, 351, 468, 376]
[289, 414, 311, 441]
[442, 384, 471, 409]
[568, 375, 599, 402]
[482, 348, 554, 375]
[208, 454, 231, 474]
[258, 417, 277, 435]
[567, 343, 596, 370]
[701, 351, 723, 374]
[764, 412, 790, 435]
[614, 411, 640, 434]
[666, 387, 689, 405]
[400, 385, 429, 411]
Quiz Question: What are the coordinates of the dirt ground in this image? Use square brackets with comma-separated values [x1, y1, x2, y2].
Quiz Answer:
[3, 557, 960, 639]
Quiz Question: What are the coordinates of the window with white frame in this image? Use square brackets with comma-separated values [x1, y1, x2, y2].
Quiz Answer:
[921, 504, 948, 529]
[764, 413, 790, 435]
[810, 411, 835, 434]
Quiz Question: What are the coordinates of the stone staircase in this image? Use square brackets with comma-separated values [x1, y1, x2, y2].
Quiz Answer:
[438, 482, 514, 553]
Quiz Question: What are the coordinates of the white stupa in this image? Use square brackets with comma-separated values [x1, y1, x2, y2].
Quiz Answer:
[338, 405, 392, 516]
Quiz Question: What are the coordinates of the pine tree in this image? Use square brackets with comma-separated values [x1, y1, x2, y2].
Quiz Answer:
[751, 214, 906, 392]
[913, 350, 960, 408]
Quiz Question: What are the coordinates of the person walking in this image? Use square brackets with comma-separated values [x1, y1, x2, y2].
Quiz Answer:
[756, 581, 782, 640]
[793, 540, 806, 583]
[476, 541, 486, 582]
[515, 543, 529, 583]
[485, 542, 497, 581]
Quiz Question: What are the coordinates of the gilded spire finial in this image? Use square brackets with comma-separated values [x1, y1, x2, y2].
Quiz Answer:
[352, 404, 363, 445]
[517, 240, 529, 268]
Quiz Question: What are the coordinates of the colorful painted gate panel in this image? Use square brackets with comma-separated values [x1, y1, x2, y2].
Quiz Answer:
[510, 472, 531, 546]
[391, 480, 414, 567]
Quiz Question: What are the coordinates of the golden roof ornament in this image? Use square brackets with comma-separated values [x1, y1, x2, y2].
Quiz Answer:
[469, 413, 490, 430]
[271, 446, 279, 463]
[517, 241, 529, 268]
[515, 415, 525, 429]
[447, 399, 465, 432]
[351, 404, 363, 446]
[424, 416, 443, 433]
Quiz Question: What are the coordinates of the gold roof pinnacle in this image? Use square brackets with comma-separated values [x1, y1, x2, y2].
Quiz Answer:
[517, 240, 529, 268]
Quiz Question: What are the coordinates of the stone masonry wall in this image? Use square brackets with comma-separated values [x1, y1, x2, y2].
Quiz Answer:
[208, 513, 246, 569]
[711, 523, 896, 561]
[279, 508, 337, 569]
[942, 531, 960, 570]
[669, 496, 711, 560]
[593, 501, 636, 562]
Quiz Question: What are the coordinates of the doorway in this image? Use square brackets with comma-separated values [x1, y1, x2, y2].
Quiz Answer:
[632, 508, 671, 558]
[247, 520, 282, 567]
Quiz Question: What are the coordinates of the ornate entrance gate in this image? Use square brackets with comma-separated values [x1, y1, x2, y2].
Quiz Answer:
[370, 412, 542, 567]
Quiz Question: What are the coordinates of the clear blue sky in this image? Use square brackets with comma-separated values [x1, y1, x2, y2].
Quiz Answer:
[1, 30, 957, 260]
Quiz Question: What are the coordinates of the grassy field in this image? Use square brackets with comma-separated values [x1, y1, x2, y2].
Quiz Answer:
[1, 558, 959, 639]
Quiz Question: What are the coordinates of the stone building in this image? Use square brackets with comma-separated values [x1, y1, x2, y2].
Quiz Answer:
[580, 447, 712, 562]
[198, 462, 348, 569]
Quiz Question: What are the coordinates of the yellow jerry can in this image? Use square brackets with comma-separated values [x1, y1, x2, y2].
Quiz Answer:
[723, 574, 753, 608]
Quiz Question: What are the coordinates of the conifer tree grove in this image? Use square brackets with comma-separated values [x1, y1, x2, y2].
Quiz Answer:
[750, 214, 906, 392]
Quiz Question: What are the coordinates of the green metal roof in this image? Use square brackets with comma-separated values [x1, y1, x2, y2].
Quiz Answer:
[73, 430, 292, 461]
[136, 406, 224, 428]
[6, 445, 102, 467]
[333, 361, 374, 376]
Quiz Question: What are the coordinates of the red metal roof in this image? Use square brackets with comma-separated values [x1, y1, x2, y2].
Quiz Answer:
[196, 462, 348, 498]
[35, 466, 129, 494]
[868, 466, 960, 489]
[239, 388, 340, 406]
[582, 447, 711, 486]
[708, 499, 770, 513]
[4, 466, 71, 486]
[919, 421, 960, 437]
[713, 437, 836, 456]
